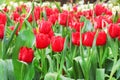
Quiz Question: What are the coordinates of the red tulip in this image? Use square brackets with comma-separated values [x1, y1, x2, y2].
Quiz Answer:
[48, 29, 54, 39]
[0, 12, 7, 26]
[18, 46, 34, 63]
[72, 22, 84, 32]
[48, 14, 58, 24]
[51, 36, 65, 52]
[96, 31, 107, 46]
[108, 23, 119, 38]
[12, 11, 20, 22]
[28, 14, 33, 23]
[36, 33, 50, 49]
[39, 20, 52, 34]
[94, 16, 106, 29]
[72, 32, 80, 46]
[34, 6, 41, 21]
[45, 7, 53, 17]
[73, 5, 78, 12]
[58, 13, 68, 26]
[3, 6, 9, 12]
[94, 4, 106, 16]
[0, 24, 5, 39]
[82, 32, 95, 47]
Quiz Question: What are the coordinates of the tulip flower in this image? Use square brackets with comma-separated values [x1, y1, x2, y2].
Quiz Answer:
[82, 31, 95, 47]
[36, 33, 50, 49]
[0, 12, 7, 26]
[39, 20, 52, 34]
[108, 23, 120, 38]
[12, 11, 20, 22]
[58, 13, 68, 26]
[34, 6, 41, 21]
[72, 32, 80, 46]
[96, 31, 107, 46]
[18, 46, 34, 63]
[51, 36, 65, 52]
[0, 24, 5, 39]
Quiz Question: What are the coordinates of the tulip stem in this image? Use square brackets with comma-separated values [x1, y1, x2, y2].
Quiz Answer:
[72, 46, 77, 59]
[41, 49, 47, 77]
[99, 46, 103, 68]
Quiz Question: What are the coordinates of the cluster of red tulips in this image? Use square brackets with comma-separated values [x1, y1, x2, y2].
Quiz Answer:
[1, 2, 120, 80]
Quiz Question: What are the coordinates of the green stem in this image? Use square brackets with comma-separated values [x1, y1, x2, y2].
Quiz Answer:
[41, 49, 47, 76]
[20, 64, 24, 80]
[99, 46, 103, 68]
[56, 53, 59, 72]
[72, 46, 77, 59]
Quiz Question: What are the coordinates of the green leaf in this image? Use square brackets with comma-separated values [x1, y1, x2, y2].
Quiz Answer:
[96, 69, 105, 80]
[0, 59, 15, 80]
[24, 64, 35, 80]
[112, 11, 119, 23]
[54, 2, 62, 13]
[0, 59, 7, 80]
[45, 72, 75, 80]
[6, 59, 15, 80]
[73, 57, 84, 79]
[2, 23, 19, 59]
[110, 59, 120, 79]
[12, 60, 28, 80]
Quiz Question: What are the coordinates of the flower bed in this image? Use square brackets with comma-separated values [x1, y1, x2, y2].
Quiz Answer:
[0, 1, 120, 80]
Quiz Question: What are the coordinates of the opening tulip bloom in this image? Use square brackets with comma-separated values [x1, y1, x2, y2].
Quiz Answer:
[18, 47, 34, 63]
[0, 24, 5, 39]
[96, 31, 107, 46]
[72, 32, 80, 46]
[51, 36, 65, 52]
[36, 33, 50, 49]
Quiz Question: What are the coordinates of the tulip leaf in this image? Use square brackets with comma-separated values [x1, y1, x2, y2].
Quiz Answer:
[0, 59, 7, 80]
[0, 59, 15, 80]
[54, 2, 62, 13]
[73, 57, 84, 79]
[2, 23, 19, 59]
[96, 69, 105, 80]
[112, 11, 119, 23]
[116, 68, 120, 79]
[24, 64, 35, 80]
[12, 60, 28, 80]
[45, 72, 75, 80]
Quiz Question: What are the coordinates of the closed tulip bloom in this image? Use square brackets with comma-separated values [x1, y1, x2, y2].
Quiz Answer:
[18, 47, 34, 63]
[0, 24, 5, 39]
[45, 7, 53, 17]
[36, 33, 50, 49]
[82, 32, 95, 47]
[39, 20, 52, 34]
[51, 36, 65, 52]
[72, 32, 80, 46]
[0, 12, 7, 26]
[48, 14, 58, 24]
[108, 23, 119, 38]
[34, 6, 41, 21]
[58, 13, 68, 26]
[96, 31, 107, 46]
